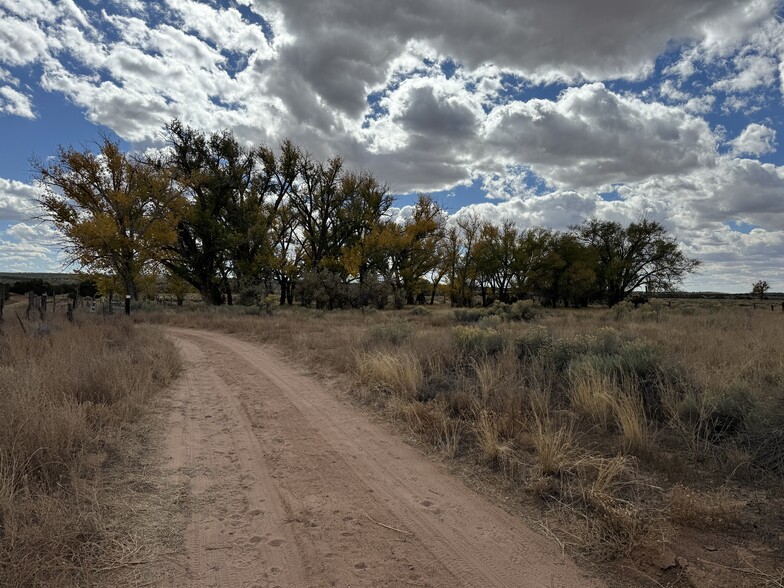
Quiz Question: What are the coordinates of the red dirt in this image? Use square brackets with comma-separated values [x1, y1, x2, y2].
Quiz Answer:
[154, 327, 603, 587]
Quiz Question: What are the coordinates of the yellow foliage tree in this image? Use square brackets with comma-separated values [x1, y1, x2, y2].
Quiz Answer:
[36, 139, 185, 300]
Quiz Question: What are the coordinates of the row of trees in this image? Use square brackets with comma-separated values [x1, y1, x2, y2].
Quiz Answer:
[36, 122, 700, 308]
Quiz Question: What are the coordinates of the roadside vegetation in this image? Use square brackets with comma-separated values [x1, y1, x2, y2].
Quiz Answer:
[0, 312, 180, 586]
[139, 299, 784, 586]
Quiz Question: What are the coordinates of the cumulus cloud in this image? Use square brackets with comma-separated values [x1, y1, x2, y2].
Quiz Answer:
[0, 85, 34, 118]
[0, 15, 49, 66]
[482, 83, 717, 189]
[262, 0, 776, 89]
[731, 123, 777, 156]
[0, 235, 59, 272]
[713, 54, 779, 93]
[0, 178, 38, 221]
[5, 221, 58, 243]
[0, 0, 783, 288]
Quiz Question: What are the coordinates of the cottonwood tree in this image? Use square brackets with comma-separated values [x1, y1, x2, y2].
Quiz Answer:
[36, 139, 183, 300]
[163, 122, 298, 305]
[573, 218, 700, 306]
[528, 233, 597, 307]
[369, 195, 445, 307]
[474, 220, 517, 305]
[440, 213, 483, 307]
[752, 280, 770, 300]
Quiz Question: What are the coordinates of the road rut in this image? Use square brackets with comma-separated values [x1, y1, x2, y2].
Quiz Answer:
[158, 327, 602, 587]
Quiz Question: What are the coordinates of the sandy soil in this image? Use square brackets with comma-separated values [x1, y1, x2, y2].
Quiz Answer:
[155, 327, 603, 587]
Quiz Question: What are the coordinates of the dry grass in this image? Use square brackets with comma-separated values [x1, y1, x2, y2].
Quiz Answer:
[669, 485, 743, 529]
[531, 418, 580, 477]
[613, 388, 652, 455]
[137, 300, 784, 571]
[356, 350, 423, 401]
[568, 363, 615, 430]
[0, 315, 180, 586]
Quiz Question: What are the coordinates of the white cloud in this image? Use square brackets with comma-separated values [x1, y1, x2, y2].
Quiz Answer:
[165, 0, 273, 59]
[482, 83, 717, 189]
[0, 0, 783, 289]
[731, 123, 777, 156]
[0, 0, 55, 21]
[5, 222, 58, 243]
[0, 16, 49, 65]
[713, 54, 778, 93]
[0, 235, 59, 272]
[263, 0, 776, 87]
[0, 85, 34, 118]
[0, 178, 38, 221]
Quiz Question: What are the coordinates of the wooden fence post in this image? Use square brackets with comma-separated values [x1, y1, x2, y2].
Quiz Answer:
[27, 291, 33, 320]
[0, 283, 4, 322]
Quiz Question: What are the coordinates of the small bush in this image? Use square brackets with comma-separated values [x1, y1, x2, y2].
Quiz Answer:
[368, 321, 415, 346]
[409, 306, 430, 316]
[477, 315, 503, 330]
[508, 300, 537, 321]
[453, 326, 504, 357]
[453, 308, 483, 322]
[531, 418, 579, 476]
[703, 382, 754, 442]
[613, 389, 651, 455]
[513, 325, 552, 359]
[612, 301, 634, 320]
[455, 301, 537, 324]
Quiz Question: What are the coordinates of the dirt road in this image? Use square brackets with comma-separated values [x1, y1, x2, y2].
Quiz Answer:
[158, 328, 602, 587]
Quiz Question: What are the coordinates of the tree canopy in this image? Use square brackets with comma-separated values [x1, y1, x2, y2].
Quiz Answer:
[35, 138, 183, 300]
[36, 124, 700, 308]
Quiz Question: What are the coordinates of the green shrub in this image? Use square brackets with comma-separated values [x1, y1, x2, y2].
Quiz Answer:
[455, 301, 538, 323]
[410, 306, 430, 316]
[508, 300, 537, 321]
[369, 321, 415, 345]
[453, 326, 504, 356]
[513, 325, 552, 359]
[592, 327, 625, 355]
[477, 315, 503, 330]
[704, 382, 754, 442]
[453, 308, 483, 322]
[541, 337, 591, 369]
[616, 340, 663, 380]
[612, 301, 634, 320]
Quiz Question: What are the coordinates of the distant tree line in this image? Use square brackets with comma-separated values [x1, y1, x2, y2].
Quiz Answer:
[35, 122, 700, 309]
[1, 278, 98, 298]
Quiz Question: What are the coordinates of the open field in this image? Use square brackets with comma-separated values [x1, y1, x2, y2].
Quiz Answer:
[135, 299, 784, 587]
[3, 296, 783, 587]
[0, 313, 181, 586]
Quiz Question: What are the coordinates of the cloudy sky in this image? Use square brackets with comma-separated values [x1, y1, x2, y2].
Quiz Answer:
[1, 0, 783, 291]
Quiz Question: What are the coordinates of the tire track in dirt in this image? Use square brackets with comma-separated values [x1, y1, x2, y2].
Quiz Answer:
[157, 327, 603, 587]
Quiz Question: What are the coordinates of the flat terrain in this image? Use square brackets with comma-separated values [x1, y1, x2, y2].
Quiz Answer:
[156, 327, 602, 587]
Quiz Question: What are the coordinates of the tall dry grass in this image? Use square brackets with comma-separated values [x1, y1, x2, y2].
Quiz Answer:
[0, 315, 180, 586]
[138, 301, 784, 564]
